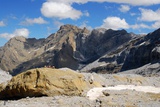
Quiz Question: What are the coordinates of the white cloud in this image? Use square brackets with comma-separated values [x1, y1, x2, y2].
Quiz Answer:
[130, 12, 136, 16]
[100, 17, 129, 30]
[54, 20, 64, 29]
[152, 21, 160, 29]
[41, 0, 160, 20]
[20, 17, 48, 25]
[0, 21, 6, 27]
[47, 0, 160, 6]
[138, 8, 160, 29]
[84, 11, 90, 17]
[47, 0, 87, 4]
[79, 21, 93, 30]
[131, 23, 150, 29]
[41, 2, 82, 20]
[99, 17, 153, 30]
[0, 28, 29, 40]
[138, 8, 160, 22]
[100, 0, 160, 6]
[119, 5, 130, 13]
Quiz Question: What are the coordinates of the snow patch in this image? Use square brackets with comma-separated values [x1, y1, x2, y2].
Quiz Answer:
[34, 48, 39, 51]
[139, 42, 145, 46]
[99, 63, 107, 67]
[46, 46, 56, 51]
[87, 85, 160, 100]
[28, 48, 40, 54]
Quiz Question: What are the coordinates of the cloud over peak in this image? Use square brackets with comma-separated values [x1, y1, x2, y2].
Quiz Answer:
[41, 2, 82, 20]
[102, 0, 160, 6]
[41, 0, 160, 21]
[46, 0, 160, 6]
[119, 5, 130, 13]
[138, 8, 160, 22]
[100, 16, 129, 30]
[0, 21, 6, 27]
[0, 28, 29, 40]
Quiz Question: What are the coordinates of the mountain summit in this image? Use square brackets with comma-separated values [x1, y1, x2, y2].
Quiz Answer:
[0, 25, 159, 76]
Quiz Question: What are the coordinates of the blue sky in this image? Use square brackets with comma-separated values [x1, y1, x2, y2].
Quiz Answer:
[0, 0, 160, 46]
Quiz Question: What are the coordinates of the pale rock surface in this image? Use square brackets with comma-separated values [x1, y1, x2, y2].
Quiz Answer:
[120, 62, 160, 76]
[0, 72, 160, 107]
[0, 69, 12, 84]
[0, 68, 101, 100]
[87, 85, 160, 100]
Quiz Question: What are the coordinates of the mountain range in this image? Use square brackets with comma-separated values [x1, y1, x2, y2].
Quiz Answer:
[0, 24, 160, 76]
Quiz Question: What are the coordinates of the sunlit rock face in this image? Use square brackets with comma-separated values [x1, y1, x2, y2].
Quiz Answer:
[0, 24, 159, 76]
[0, 68, 101, 100]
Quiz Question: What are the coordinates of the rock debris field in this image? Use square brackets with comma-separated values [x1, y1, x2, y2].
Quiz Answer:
[0, 68, 160, 107]
[87, 85, 160, 100]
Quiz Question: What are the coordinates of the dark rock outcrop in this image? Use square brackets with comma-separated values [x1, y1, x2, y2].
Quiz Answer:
[121, 28, 160, 71]
[120, 62, 160, 76]
[82, 34, 143, 73]
[78, 29, 132, 63]
[0, 24, 159, 75]
[0, 24, 133, 75]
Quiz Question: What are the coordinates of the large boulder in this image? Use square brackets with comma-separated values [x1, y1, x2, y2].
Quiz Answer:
[0, 68, 101, 100]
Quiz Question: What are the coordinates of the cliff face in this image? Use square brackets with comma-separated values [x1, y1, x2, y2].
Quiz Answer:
[0, 36, 45, 72]
[0, 25, 91, 75]
[121, 28, 160, 71]
[0, 24, 159, 76]
[77, 29, 132, 63]
[0, 25, 133, 75]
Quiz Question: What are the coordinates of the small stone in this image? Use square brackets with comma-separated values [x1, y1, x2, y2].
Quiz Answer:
[102, 85, 106, 87]
[57, 99, 64, 104]
[95, 99, 102, 107]
[102, 90, 110, 96]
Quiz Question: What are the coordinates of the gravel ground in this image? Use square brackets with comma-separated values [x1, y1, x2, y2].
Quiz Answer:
[0, 96, 96, 107]
[0, 90, 159, 107]
[0, 72, 160, 107]
[100, 73, 160, 87]
[87, 85, 160, 100]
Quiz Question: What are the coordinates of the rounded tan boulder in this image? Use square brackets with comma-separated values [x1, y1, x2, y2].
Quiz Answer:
[0, 68, 101, 100]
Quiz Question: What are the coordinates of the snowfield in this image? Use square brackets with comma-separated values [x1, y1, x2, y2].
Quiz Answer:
[87, 85, 160, 100]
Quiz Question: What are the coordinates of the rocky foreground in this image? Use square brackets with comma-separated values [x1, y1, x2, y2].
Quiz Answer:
[0, 68, 160, 107]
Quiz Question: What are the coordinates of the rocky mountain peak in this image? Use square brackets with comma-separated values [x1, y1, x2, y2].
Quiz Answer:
[95, 28, 107, 34]
[1, 37, 22, 49]
[12, 36, 26, 41]
[0, 25, 134, 74]
[58, 24, 90, 37]
[5, 36, 26, 46]
[0, 24, 160, 76]
[59, 24, 81, 32]
[81, 27, 90, 34]
[145, 28, 160, 43]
